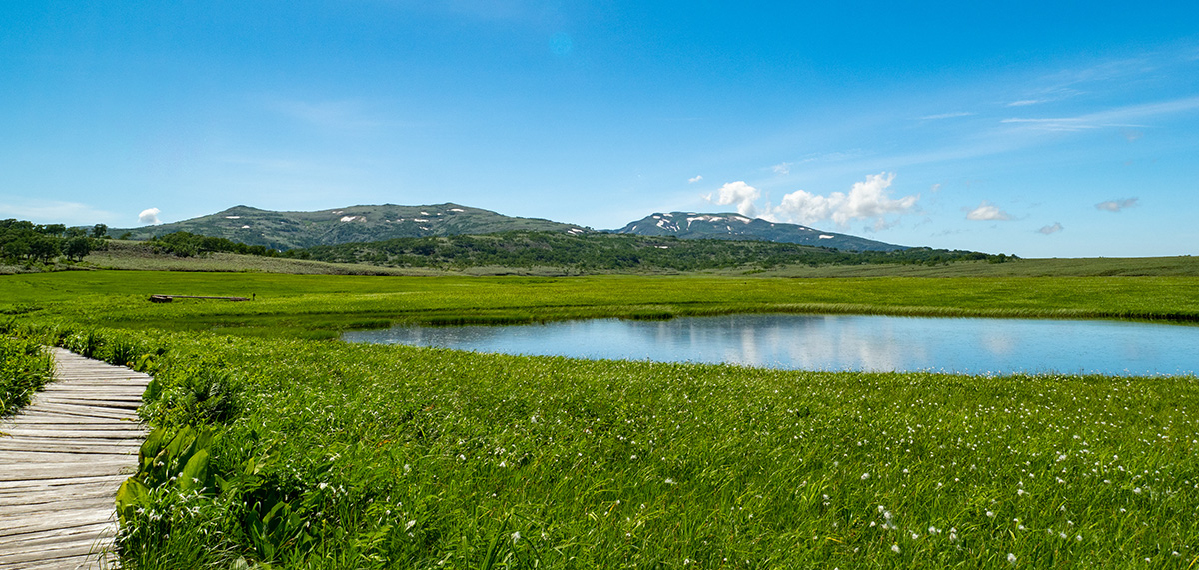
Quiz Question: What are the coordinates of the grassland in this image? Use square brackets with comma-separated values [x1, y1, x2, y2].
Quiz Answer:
[0, 270, 1193, 342]
[1, 267, 1195, 568]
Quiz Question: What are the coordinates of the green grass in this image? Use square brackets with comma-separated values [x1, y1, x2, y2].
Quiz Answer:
[0, 335, 54, 417]
[2, 269, 1195, 568]
[6, 321, 1195, 569]
[0, 272, 1195, 341]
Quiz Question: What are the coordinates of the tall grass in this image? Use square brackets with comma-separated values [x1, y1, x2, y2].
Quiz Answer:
[0, 334, 54, 417]
[6, 320, 1195, 569]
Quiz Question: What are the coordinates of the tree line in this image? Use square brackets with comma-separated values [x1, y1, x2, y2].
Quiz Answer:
[279, 231, 1014, 271]
[145, 231, 281, 258]
[0, 220, 109, 264]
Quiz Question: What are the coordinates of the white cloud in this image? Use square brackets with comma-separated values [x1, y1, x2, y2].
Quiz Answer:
[770, 172, 918, 227]
[705, 181, 761, 217]
[965, 200, 1013, 221]
[920, 111, 973, 120]
[138, 208, 162, 225]
[1096, 197, 1138, 212]
[930, 183, 942, 193]
[688, 175, 703, 183]
[1038, 222, 1064, 234]
[1007, 100, 1045, 107]
[772, 162, 791, 175]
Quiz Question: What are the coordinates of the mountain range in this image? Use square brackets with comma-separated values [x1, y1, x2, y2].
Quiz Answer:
[615, 212, 902, 251]
[113, 203, 905, 251]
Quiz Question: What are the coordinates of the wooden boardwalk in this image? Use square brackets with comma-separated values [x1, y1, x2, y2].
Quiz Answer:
[0, 348, 151, 570]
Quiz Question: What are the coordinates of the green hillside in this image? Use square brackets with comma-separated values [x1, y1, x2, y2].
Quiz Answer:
[111, 203, 589, 250]
[283, 231, 1002, 272]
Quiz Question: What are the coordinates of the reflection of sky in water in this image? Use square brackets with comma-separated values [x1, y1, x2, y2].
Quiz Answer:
[342, 314, 1199, 376]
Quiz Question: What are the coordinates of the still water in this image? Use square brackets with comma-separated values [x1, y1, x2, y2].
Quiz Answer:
[343, 314, 1198, 376]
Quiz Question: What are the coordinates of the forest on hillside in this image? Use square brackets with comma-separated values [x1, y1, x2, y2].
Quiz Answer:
[279, 231, 1012, 271]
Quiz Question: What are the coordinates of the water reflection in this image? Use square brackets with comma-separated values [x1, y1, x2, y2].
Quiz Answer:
[342, 314, 1198, 376]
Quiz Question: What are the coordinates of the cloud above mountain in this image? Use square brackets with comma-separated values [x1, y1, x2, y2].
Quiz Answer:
[138, 208, 162, 225]
[705, 181, 761, 217]
[770, 173, 918, 228]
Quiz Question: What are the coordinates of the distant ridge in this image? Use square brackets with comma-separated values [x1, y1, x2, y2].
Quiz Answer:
[613, 212, 905, 251]
[112, 203, 590, 250]
[113, 203, 906, 252]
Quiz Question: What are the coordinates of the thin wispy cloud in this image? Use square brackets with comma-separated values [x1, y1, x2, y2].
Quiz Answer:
[920, 111, 974, 120]
[772, 162, 790, 175]
[270, 98, 390, 130]
[1038, 222, 1064, 234]
[965, 200, 1013, 221]
[0, 200, 121, 226]
[1000, 98, 1194, 133]
[687, 175, 703, 183]
[1096, 198, 1138, 212]
[999, 117, 1098, 132]
[1007, 100, 1045, 107]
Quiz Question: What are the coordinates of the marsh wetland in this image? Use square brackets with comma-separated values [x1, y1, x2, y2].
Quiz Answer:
[1, 265, 1196, 569]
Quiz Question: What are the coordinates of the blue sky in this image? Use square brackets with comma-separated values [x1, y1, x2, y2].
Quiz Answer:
[1, 1, 1195, 257]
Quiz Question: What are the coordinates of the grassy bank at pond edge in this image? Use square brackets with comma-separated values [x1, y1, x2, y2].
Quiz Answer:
[0, 271, 1195, 341]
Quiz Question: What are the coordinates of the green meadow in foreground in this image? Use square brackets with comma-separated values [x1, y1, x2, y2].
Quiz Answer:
[1, 268, 1195, 568]
[5, 321, 1195, 569]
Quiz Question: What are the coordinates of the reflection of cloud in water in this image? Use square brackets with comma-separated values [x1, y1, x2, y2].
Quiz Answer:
[981, 330, 1016, 357]
[342, 314, 1198, 376]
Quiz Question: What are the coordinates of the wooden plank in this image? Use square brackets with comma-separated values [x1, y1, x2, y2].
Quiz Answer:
[0, 462, 137, 482]
[11, 404, 137, 421]
[1, 429, 144, 439]
[0, 523, 115, 552]
[0, 474, 127, 491]
[0, 483, 122, 507]
[0, 496, 119, 518]
[0, 441, 141, 455]
[0, 453, 135, 465]
[2, 412, 143, 425]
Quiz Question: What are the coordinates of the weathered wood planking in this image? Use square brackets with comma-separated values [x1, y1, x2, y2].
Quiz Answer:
[0, 348, 151, 570]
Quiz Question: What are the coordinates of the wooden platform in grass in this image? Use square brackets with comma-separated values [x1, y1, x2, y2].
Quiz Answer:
[0, 348, 150, 570]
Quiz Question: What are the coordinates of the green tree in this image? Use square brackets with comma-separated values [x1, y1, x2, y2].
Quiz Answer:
[29, 234, 60, 263]
[64, 236, 92, 261]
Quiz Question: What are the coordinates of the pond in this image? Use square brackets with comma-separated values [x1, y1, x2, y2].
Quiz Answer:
[342, 314, 1198, 376]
